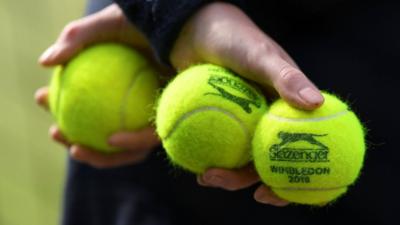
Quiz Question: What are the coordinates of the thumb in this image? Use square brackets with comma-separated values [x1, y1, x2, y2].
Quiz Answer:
[220, 31, 324, 110]
[221, 36, 324, 110]
[38, 16, 100, 66]
[38, 4, 147, 66]
[38, 5, 119, 66]
[261, 56, 324, 110]
[195, 3, 324, 110]
[219, 40, 324, 110]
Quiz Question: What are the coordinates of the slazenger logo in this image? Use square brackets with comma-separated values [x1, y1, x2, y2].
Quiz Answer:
[205, 75, 261, 114]
[269, 131, 329, 163]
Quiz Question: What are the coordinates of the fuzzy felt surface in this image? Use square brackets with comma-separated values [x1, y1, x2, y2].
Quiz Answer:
[49, 43, 159, 153]
[156, 64, 268, 174]
[252, 93, 366, 205]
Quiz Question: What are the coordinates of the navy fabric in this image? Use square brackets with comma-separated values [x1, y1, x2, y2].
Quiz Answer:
[114, 0, 213, 64]
[63, 3, 176, 225]
[61, 0, 399, 224]
[61, 149, 176, 225]
[85, 0, 112, 15]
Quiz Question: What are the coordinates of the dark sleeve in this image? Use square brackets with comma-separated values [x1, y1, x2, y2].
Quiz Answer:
[113, 0, 211, 64]
[114, 0, 244, 65]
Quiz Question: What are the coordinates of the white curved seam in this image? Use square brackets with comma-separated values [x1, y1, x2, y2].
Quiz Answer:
[164, 106, 250, 141]
[273, 185, 348, 191]
[164, 106, 252, 166]
[120, 65, 148, 129]
[268, 110, 349, 122]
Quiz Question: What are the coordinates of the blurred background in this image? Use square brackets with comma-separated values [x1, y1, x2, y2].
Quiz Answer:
[0, 1, 83, 224]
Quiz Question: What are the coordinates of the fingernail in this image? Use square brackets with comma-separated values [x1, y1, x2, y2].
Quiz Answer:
[70, 145, 81, 158]
[203, 174, 225, 187]
[255, 192, 289, 206]
[39, 45, 56, 62]
[298, 87, 324, 106]
[34, 88, 47, 106]
[254, 190, 269, 204]
[271, 200, 290, 207]
[34, 89, 42, 101]
[197, 176, 208, 186]
[49, 125, 58, 136]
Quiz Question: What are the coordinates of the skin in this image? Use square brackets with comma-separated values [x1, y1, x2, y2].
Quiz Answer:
[36, 2, 324, 207]
[36, 5, 163, 168]
[172, 2, 323, 207]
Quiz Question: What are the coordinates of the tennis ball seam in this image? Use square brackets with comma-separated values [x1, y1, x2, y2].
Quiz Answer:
[163, 106, 250, 140]
[268, 110, 349, 122]
[272, 185, 348, 191]
[163, 105, 252, 170]
[252, 92, 365, 205]
[119, 64, 150, 130]
[54, 66, 64, 119]
[258, 110, 357, 191]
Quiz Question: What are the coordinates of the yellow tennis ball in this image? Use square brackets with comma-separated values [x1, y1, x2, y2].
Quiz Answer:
[156, 64, 268, 174]
[49, 43, 159, 153]
[252, 93, 366, 205]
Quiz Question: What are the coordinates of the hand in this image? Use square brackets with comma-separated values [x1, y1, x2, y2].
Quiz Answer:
[171, 2, 324, 110]
[170, 2, 325, 206]
[37, 4, 163, 168]
[35, 87, 160, 168]
[39, 3, 168, 74]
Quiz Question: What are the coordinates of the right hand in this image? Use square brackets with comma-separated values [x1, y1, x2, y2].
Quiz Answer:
[36, 4, 165, 168]
[170, 2, 324, 110]
[170, 2, 326, 206]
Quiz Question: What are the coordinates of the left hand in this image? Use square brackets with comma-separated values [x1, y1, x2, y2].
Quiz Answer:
[36, 4, 166, 168]
[35, 86, 160, 169]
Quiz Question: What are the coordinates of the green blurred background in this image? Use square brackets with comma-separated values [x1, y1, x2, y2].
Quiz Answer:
[0, 1, 84, 224]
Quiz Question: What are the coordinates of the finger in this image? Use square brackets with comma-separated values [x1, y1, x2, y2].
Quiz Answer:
[39, 4, 148, 66]
[49, 125, 70, 147]
[69, 145, 148, 169]
[108, 127, 160, 151]
[268, 37, 299, 69]
[197, 176, 209, 186]
[254, 185, 289, 207]
[265, 56, 324, 110]
[34, 87, 49, 110]
[199, 165, 260, 191]
[225, 39, 324, 110]
[190, 3, 324, 110]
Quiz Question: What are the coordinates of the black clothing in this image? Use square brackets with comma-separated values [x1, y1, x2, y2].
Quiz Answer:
[63, 1, 399, 224]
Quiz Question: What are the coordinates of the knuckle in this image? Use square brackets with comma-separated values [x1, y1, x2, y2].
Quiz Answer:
[248, 42, 278, 62]
[243, 41, 279, 74]
[111, 6, 126, 26]
[277, 65, 305, 88]
[48, 126, 56, 137]
[62, 20, 82, 41]
[256, 41, 278, 56]
[69, 148, 80, 159]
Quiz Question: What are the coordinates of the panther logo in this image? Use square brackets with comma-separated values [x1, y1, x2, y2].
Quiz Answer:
[205, 74, 261, 114]
[269, 131, 329, 163]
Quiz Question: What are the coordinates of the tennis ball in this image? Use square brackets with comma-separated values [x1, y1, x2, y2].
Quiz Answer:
[49, 43, 159, 153]
[156, 64, 268, 174]
[252, 93, 366, 205]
